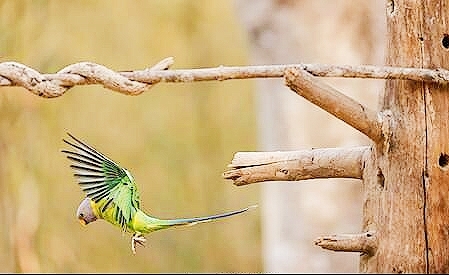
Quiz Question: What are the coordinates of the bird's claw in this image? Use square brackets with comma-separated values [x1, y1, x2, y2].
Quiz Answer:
[131, 233, 147, 255]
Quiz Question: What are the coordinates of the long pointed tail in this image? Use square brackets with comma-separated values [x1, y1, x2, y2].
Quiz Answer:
[160, 204, 258, 227]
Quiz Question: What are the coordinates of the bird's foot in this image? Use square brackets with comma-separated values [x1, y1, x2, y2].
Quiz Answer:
[131, 232, 146, 255]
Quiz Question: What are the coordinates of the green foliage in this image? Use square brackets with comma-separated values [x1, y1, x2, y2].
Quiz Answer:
[0, 0, 260, 272]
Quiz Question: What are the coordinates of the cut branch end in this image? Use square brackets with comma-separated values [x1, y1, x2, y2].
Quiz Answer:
[314, 231, 377, 256]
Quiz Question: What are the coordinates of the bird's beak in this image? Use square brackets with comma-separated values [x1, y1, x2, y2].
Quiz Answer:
[78, 218, 87, 227]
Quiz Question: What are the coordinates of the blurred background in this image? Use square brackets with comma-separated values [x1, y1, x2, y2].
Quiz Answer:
[0, 0, 386, 273]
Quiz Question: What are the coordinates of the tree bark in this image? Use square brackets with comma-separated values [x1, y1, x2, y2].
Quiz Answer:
[361, 0, 449, 272]
[223, 146, 367, 185]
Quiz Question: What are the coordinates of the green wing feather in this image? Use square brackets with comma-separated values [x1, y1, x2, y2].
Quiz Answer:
[62, 133, 140, 231]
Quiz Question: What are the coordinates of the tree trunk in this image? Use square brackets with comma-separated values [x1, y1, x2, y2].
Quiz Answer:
[361, 0, 449, 272]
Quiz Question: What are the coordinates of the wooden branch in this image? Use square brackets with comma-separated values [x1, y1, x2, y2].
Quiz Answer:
[223, 146, 369, 186]
[0, 57, 174, 98]
[2, 59, 449, 97]
[284, 68, 383, 144]
[314, 231, 377, 256]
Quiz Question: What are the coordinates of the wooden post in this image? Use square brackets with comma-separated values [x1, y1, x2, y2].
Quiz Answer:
[361, 0, 449, 272]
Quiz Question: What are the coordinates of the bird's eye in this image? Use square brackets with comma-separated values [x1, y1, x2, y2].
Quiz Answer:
[79, 213, 84, 218]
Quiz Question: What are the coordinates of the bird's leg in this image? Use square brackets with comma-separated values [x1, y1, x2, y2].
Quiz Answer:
[131, 232, 146, 255]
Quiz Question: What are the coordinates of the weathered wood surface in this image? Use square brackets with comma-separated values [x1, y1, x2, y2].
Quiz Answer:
[361, 0, 449, 273]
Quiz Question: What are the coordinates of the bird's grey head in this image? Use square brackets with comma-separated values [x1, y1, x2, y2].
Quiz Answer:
[77, 197, 98, 226]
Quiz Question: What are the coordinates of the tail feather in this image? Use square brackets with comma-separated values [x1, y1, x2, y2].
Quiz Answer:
[161, 205, 258, 227]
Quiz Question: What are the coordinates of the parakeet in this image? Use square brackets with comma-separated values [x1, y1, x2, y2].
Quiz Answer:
[61, 133, 257, 254]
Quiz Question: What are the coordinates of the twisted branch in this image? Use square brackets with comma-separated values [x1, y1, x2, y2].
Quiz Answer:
[1, 58, 449, 98]
[0, 57, 174, 98]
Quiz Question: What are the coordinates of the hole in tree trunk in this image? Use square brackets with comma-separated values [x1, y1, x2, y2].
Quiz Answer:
[377, 167, 385, 189]
[442, 34, 449, 49]
[438, 153, 449, 169]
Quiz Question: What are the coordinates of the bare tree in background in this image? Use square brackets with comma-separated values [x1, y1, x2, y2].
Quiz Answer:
[234, 0, 385, 272]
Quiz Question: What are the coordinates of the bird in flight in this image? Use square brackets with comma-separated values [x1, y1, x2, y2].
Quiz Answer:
[61, 133, 257, 254]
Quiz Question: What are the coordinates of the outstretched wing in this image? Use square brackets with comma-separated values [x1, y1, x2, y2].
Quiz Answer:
[61, 132, 140, 231]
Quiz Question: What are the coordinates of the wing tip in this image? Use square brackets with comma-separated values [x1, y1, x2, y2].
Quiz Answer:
[66, 131, 75, 139]
[61, 132, 80, 150]
[62, 131, 73, 143]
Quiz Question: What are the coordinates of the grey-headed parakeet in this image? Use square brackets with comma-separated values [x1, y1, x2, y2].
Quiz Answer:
[61, 133, 256, 254]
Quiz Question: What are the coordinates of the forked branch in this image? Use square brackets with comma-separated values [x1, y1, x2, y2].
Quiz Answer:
[223, 146, 369, 186]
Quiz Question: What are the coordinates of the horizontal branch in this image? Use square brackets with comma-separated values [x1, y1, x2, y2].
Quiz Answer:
[0, 57, 174, 98]
[284, 68, 383, 144]
[314, 231, 377, 256]
[223, 146, 369, 186]
[1, 58, 449, 98]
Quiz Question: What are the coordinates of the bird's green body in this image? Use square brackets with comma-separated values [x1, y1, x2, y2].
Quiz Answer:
[89, 193, 252, 235]
[62, 133, 256, 254]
